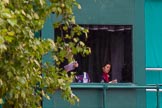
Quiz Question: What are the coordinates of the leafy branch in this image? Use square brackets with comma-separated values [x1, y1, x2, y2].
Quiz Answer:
[0, 0, 90, 108]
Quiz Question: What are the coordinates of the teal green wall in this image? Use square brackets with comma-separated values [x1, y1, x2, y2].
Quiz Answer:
[145, 0, 162, 108]
[44, 88, 104, 108]
[134, 0, 145, 85]
[74, 0, 134, 25]
[44, 89, 136, 108]
[134, 0, 145, 107]
[42, 14, 55, 64]
[145, 0, 162, 68]
[43, 0, 146, 108]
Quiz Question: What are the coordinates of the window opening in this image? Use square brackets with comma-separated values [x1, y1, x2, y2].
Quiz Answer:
[55, 25, 133, 83]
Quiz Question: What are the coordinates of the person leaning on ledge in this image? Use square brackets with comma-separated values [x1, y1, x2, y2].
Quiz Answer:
[100, 62, 117, 83]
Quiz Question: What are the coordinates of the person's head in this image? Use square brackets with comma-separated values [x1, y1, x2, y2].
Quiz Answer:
[102, 63, 111, 74]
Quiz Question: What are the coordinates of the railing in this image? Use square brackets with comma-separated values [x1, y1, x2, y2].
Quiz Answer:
[147, 84, 161, 108]
[145, 67, 162, 108]
[104, 85, 160, 108]
[71, 83, 160, 108]
[146, 68, 162, 71]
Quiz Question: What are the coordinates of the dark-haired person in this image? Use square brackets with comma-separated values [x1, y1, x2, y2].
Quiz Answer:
[101, 63, 117, 83]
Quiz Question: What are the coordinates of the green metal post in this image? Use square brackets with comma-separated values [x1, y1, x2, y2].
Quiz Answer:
[156, 85, 160, 108]
[103, 84, 107, 108]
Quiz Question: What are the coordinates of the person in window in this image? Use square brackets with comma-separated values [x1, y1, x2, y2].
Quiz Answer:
[63, 46, 79, 73]
[101, 62, 117, 83]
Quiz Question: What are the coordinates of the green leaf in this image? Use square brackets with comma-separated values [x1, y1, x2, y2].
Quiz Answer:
[7, 71, 13, 78]
[34, 59, 40, 67]
[77, 4, 81, 9]
[0, 36, 5, 44]
[0, 98, 3, 104]
[26, 14, 32, 20]
[21, 10, 26, 16]
[1, 9, 11, 18]
[34, 13, 39, 19]
[2, 0, 9, 4]
[14, 94, 19, 99]
[4, 36, 14, 42]
[39, 0, 43, 6]
[57, 7, 62, 14]
[79, 41, 85, 46]
[7, 19, 17, 27]
[73, 38, 78, 43]
[0, 79, 3, 86]
[7, 31, 15, 36]
[63, 26, 68, 31]
[0, 44, 7, 51]
[19, 77, 26, 84]
[21, 91, 26, 99]
[0, 18, 5, 25]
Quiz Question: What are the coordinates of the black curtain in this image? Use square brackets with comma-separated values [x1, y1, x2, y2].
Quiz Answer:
[75, 25, 132, 83]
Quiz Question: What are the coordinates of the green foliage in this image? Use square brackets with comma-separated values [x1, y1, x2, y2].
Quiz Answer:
[0, 0, 90, 108]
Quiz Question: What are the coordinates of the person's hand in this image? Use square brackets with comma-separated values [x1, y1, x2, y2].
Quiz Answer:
[109, 79, 117, 83]
[73, 61, 79, 68]
[112, 79, 117, 83]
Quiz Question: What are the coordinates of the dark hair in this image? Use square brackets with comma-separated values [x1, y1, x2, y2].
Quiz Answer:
[102, 61, 111, 67]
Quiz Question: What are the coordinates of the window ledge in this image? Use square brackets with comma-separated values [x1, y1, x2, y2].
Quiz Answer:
[70, 83, 157, 89]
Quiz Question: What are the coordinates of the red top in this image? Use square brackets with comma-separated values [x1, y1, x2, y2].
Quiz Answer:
[102, 72, 109, 83]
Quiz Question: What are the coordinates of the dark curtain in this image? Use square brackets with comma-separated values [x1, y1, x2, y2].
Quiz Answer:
[110, 32, 124, 82]
[75, 25, 132, 83]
